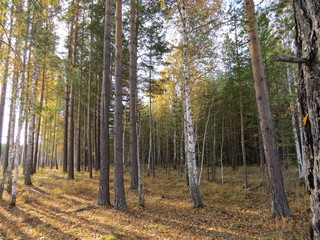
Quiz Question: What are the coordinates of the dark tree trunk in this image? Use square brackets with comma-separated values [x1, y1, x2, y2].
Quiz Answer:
[87, 23, 93, 179]
[293, 0, 320, 238]
[33, 65, 46, 174]
[129, 0, 138, 190]
[68, 0, 80, 180]
[114, 0, 127, 210]
[98, 0, 112, 206]
[244, 0, 291, 217]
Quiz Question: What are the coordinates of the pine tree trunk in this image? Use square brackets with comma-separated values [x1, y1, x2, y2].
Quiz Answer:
[244, 0, 291, 217]
[293, 0, 320, 237]
[33, 65, 46, 174]
[63, 84, 69, 173]
[68, 0, 80, 180]
[76, 92, 81, 172]
[114, 0, 127, 210]
[129, 0, 138, 190]
[98, 0, 112, 206]
[87, 24, 93, 179]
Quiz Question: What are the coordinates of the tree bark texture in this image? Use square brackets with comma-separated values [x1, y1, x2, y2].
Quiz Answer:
[68, 0, 80, 180]
[293, 0, 320, 238]
[25, 67, 39, 185]
[98, 0, 112, 206]
[181, 0, 204, 208]
[129, 0, 138, 190]
[244, 0, 292, 217]
[0, 14, 13, 160]
[114, 0, 127, 210]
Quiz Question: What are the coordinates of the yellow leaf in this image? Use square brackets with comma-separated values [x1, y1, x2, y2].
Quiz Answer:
[303, 114, 309, 126]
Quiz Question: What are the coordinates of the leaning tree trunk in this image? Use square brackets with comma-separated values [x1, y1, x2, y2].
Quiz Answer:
[180, 0, 204, 208]
[244, 0, 292, 217]
[293, 0, 320, 238]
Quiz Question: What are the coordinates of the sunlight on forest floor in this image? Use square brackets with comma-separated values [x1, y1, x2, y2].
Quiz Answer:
[0, 166, 310, 239]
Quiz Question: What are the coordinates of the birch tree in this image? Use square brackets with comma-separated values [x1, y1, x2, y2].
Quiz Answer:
[179, 0, 203, 208]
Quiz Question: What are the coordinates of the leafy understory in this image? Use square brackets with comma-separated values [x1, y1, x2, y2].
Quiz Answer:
[0, 166, 310, 239]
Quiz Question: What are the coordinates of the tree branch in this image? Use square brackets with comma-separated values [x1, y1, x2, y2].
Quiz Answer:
[272, 56, 308, 64]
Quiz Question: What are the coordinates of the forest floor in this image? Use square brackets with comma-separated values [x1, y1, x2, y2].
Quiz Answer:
[0, 166, 310, 240]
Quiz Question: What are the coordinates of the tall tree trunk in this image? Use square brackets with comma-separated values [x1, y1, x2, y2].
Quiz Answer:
[220, 118, 224, 184]
[63, 84, 69, 173]
[98, 0, 112, 206]
[0, 14, 13, 160]
[76, 90, 81, 172]
[147, 83, 153, 175]
[114, 0, 127, 210]
[240, 89, 248, 188]
[87, 22, 93, 179]
[33, 64, 46, 174]
[199, 96, 214, 186]
[286, 66, 305, 181]
[180, 0, 203, 208]
[211, 113, 217, 182]
[244, 0, 292, 217]
[0, 67, 19, 199]
[68, 0, 80, 180]
[95, 83, 101, 171]
[25, 66, 40, 185]
[50, 113, 57, 170]
[293, 0, 320, 237]
[129, 0, 138, 190]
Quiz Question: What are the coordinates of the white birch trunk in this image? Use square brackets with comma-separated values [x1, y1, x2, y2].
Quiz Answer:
[286, 67, 305, 181]
[180, 0, 203, 208]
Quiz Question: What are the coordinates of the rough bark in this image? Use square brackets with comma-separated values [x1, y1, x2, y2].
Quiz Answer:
[129, 0, 138, 190]
[114, 0, 127, 210]
[98, 0, 112, 206]
[63, 84, 69, 173]
[293, 0, 320, 237]
[244, 0, 292, 217]
[33, 65, 46, 174]
[68, 0, 80, 180]
[88, 19, 93, 179]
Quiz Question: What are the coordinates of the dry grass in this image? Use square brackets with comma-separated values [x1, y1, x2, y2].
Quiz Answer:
[0, 166, 310, 239]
